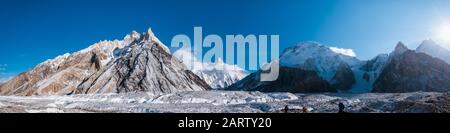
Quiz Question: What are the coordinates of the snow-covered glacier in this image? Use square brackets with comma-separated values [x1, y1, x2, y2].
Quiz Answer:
[1, 91, 448, 113]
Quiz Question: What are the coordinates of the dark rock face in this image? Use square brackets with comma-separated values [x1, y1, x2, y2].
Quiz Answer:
[373, 50, 450, 92]
[360, 54, 388, 73]
[74, 29, 211, 94]
[362, 72, 370, 82]
[75, 36, 211, 94]
[330, 63, 355, 91]
[227, 66, 336, 93]
[90, 53, 102, 70]
[392, 41, 408, 55]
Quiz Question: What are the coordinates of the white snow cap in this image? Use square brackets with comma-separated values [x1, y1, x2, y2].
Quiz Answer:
[329, 46, 356, 57]
[279, 41, 361, 81]
[280, 41, 359, 67]
[173, 48, 246, 71]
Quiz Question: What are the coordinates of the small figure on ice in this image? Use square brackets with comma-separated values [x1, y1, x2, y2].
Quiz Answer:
[338, 102, 347, 113]
[284, 105, 289, 113]
[302, 107, 309, 113]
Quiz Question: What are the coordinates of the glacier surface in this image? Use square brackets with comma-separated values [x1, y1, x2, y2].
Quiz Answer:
[0, 91, 448, 113]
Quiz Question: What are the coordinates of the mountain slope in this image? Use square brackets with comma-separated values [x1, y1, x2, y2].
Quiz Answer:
[416, 39, 450, 64]
[227, 66, 336, 93]
[279, 41, 362, 91]
[0, 40, 125, 96]
[373, 43, 450, 92]
[280, 41, 360, 81]
[0, 28, 210, 96]
[351, 42, 408, 93]
[357, 53, 389, 92]
[228, 41, 357, 93]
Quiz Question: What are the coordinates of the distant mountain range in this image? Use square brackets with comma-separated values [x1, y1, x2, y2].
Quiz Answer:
[2, 27, 450, 96]
[228, 40, 450, 93]
[0, 28, 249, 96]
[373, 41, 450, 92]
[173, 49, 248, 89]
[416, 39, 450, 64]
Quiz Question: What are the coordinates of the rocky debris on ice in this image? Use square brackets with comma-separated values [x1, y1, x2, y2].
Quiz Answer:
[0, 91, 448, 113]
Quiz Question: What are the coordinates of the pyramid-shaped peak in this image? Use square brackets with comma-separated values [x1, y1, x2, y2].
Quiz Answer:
[420, 39, 437, 45]
[144, 27, 160, 43]
[145, 27, 163, 42]
[146, 28, 155, 37]
[417, 39, 440, 50]
[395, 41, 407, 50]
[392, 41, 409, 55]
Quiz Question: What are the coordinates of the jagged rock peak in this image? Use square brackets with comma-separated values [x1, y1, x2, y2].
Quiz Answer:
[145, 28, 156, 40]
[392, 41, 408, 55]
[0, 27, 207, 96]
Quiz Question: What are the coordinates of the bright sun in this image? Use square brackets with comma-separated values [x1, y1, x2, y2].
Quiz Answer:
[436, 23, 450, 43]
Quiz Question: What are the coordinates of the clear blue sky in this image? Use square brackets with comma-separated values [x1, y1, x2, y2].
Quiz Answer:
[1, 0, 450, 79]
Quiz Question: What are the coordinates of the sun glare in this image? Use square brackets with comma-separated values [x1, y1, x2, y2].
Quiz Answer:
[436, 23, 450, 43]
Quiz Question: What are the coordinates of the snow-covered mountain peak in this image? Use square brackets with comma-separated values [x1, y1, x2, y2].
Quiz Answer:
[287, 41, 356, 57]
[128, 30, 141, 38]
[284, 41, 324, 53]
[173, 49, 248, 89]
[38, 53, 71, 69]
[329, 47, 356, 57]
[82, 40, 124, 52]
[280, 41, 360, 68]
[145, 28, 157, 41]
[143, 28, 170, 54]
[294, 41, 321, 47]
[121, 28, 170, 54]
[36, 40, 126, 74]
[123, 31, 141, 44]
[279, 41, 361, 87]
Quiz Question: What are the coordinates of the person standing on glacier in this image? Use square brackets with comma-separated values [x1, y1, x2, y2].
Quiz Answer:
[284, 105, 289, 113]
[338, 103, 346, 113]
